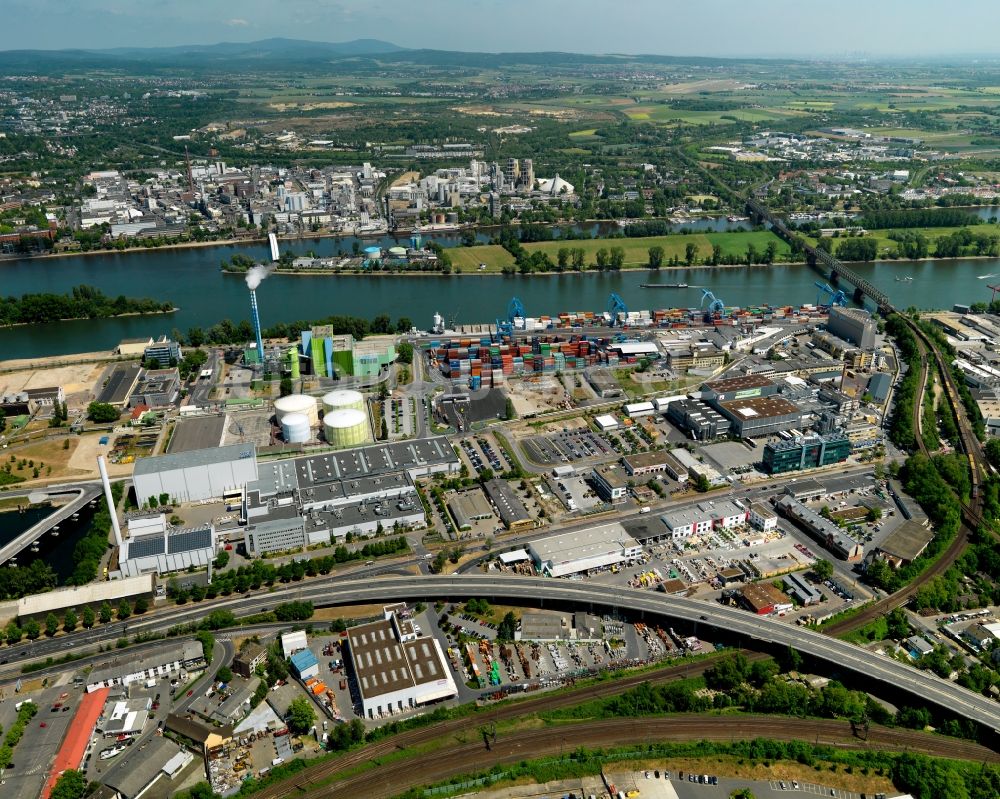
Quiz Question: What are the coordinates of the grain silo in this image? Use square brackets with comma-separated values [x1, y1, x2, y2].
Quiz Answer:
[274, 394, 318, 426]
[323, 408, 371, 448]
[321, 389, 365, 415]
[281, 413, 311, 444]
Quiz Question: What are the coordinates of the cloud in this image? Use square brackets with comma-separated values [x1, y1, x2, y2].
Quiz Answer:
[226, 17, 249, 26]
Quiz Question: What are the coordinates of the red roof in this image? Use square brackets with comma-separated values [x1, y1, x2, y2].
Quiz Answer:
[130, 404, 149, 420]
[41, 687, 108, 799]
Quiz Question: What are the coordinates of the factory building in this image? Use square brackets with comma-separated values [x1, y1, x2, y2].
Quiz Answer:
[301, 327, 396, 378]
[827, 306, 876, 350]
[345, 609, 457, 719]
[661, 500, 747, 540]
[132, 443, 258, 505]
[701, 374, 779, 403]
[872, 519, 935, 569]
[115, 515, 216, 578]
[666, 398, 730, 440]
[762, 433, 851, 474]
[448, 489, 495, 530]
[775, 496, 863, 561]
[714, 395, 804, 438]
[127, 368, 180, 409]
[96, 363, 143, 408]
[527, 523, 642, 578]
[739, 582, 793, 615]
[590, 464, 629, 503]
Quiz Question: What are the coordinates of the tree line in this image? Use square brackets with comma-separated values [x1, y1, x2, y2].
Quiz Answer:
[0, 284, 174, 327]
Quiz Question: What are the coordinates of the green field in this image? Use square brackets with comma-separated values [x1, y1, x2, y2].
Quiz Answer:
[448, 244, 515, 272]
[521, 230, 791, 267]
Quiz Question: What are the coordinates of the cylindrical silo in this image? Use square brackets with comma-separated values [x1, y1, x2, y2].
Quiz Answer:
[281, 412, 311, 444]
[322, 389, 365, 415]
[323, 408, 371, 448]
[274, 394, 318, 426]
[285, 348, 300, 380]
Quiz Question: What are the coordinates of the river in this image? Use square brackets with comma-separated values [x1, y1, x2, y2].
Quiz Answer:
[1, 213, 999, 359]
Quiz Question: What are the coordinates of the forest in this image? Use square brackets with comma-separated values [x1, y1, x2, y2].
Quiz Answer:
[0, 285, 174, 326]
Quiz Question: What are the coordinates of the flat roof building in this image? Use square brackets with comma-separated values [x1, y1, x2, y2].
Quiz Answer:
[666, 398, 729, 440]
[749, 502, 778, 531]
[116, 514, 215, 578]
[345, 611, 457, 719]
[484, 478, 533, 531]
[591, 463, 629, 503]
[874, 519, 935, 568]
[96, 363, 143, 408]
[701, 374, 778, 402]
[448, 489, 495, 531]
[763, 433, 851, 474]
[828, 306, 876, 350]
[715, 395, 803, 438]
[661, 500, 747, 540]
[15, 574, 153, 622]
[528, 522, 642, 578]
[775, 495, 863, 561]
[132, 443, 258, 505]
[622, 450, 675, 477]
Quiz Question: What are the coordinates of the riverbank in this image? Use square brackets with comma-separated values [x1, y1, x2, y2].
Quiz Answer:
[0, 306, 178, 328]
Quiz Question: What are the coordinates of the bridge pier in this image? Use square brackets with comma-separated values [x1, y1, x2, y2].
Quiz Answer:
[853, 287, 865, 304]
[829, 270, 839, 283]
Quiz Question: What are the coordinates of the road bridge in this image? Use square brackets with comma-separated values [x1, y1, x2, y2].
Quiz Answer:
[99, 574, 1000, 731]
[0, 484, 102, 566]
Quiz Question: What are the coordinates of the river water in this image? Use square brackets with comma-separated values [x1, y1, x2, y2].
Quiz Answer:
[2, 212, 999, 359]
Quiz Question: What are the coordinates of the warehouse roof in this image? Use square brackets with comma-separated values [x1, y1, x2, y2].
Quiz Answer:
[718, 396, 800, 420]
[740, 582, 791, 613]
[622, 450, 674, 472]
[18, 574, 153, 618]
[133, 442, 256, 476]
[877, 520, 935, 564]
[483, 479, 531, 527]
[96, 364, 143, 406]
[124, 525, 212, 558]
[448, 490, 495, 529]
[661, 500, 747, 530]
[348, 617, 449, 701]
[529, 523, 638, 565]
[703, 374, 775, 393]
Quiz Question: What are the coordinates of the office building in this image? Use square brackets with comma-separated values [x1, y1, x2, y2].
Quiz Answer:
[748, 502, 778, 532]
[591, 464, 629, 503]
[527, 523, 642, 578]
[714, 396, 804, 438]
[762, 433, 851, 474]
[143, 336, 182, 367]
[661, 500, 747, 540]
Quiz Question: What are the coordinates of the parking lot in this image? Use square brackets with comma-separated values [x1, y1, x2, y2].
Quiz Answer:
[522, 430, 614, 466]
[459, 435, 509, 476]
[551, 474, 603, 512]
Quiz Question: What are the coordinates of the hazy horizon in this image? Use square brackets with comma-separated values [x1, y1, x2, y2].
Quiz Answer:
[2, 0, 1000, 59]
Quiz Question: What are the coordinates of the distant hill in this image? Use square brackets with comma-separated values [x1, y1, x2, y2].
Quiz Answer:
[97, 37, 406, 58]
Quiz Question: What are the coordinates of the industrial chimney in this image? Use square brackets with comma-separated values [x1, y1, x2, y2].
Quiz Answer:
[249, 287, 265, 363]
[97, 455, 123, 547]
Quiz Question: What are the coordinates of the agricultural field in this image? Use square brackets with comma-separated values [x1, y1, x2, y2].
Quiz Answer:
[448, 245, 515, 272]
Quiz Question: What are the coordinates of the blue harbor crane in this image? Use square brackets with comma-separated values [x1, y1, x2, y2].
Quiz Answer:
[607, 293, 628, 327]
[496, 296, 526, 338]
[700, 289, 725, 316]
[814, 281, 848, 307]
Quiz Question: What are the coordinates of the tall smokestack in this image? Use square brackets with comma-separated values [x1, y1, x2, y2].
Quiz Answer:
[97, 455, 123, 547]
[249, 287, 265, 363]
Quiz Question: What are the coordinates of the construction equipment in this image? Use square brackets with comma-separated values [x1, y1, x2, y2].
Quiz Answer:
[814, 281, 848, 307]
[607, 293, 628, 326]
[496, 297, 526, 338]
[988, 284, 1000, 304]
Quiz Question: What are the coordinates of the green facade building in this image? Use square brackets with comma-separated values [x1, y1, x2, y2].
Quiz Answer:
[763, 433, 851, 475]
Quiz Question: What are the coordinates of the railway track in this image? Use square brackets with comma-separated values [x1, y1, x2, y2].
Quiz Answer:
[266, 716, 999, 799]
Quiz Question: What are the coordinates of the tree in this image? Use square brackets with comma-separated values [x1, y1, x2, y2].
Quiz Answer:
[609, 246, 625, 270]
[44, 612, 59, 637]
[81, 605, 96, 629]
[286, 696, 316, 733]
[396, 341, 414, 364]
[595, 247, 609, 270]
[557, 247, 570, 268]
[86, 402, 119, 423]
[133, 596, 148, 615]
[685, 242, 699, 266]
[99, 601, 113, 624]
[63, 608, 78, 632]
[4, 621, 21, 645]
[49, 769, 88, 799]
[214, 549, 230, 569]
[24, 618, 40, 640]
[497, 611, 517, 642]
[648, 245, 664, 268]
[811, 560, 834, 582]
[217, 665, 233, 683]
[117, 599, 132, 620]
[279, 377, 293, 397]
[504, 397, 516, 421]
[380, 418, 389, 440]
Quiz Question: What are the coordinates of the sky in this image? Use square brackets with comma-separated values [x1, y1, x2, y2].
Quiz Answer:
[3, 0, 1000, 58]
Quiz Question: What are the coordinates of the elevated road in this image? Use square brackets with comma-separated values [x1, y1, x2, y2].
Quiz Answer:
[77, 574, 998, 731]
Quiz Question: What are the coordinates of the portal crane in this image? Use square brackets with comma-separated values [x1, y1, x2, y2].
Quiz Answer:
[496, 296, 526, 339]
[607, 293, 628, 327]
[700, 289, 725, 316]
[814, 281, 848, 307]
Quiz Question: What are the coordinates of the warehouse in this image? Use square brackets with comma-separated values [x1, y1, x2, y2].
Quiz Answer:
[96, 363, 143, 407]
[594, 414, 620, 431]
[132, 443, 259, 505]
[775, 496, 863, 560]
[714, 395, 804, 438]
[103, 737, 192, 799]
[448, 489, 495, 530]
[739, 582, 793, 615]
[484, 478, 533, 531]
[528, 522, 642, 578]
[86, 640, 205, 692]
[701, 374, 778, 403]
[345, 610, 457, 719]
[873, 519, 935, 568]
[116, 516, 216, 578]
[783, 572, 822, 606]
[621, 450, 675, 477]
[100, 697, 152, 738]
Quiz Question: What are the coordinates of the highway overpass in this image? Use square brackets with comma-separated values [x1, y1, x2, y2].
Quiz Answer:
[0, 484, 102, 566]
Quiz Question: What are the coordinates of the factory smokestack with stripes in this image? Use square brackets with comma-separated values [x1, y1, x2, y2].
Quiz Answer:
[244, 232, 280, 363]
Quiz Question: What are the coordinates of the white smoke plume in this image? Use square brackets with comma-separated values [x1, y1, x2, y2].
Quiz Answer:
[245, 263, 272, 291]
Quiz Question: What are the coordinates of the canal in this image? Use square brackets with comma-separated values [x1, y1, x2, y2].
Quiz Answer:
[2, 218, 1000, 359]
[0, 500, 99, 583]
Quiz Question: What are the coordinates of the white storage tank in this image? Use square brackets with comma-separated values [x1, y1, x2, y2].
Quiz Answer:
[281, 413, 311, 444]
[274, 394, 318, 426]
[323, 408, 371, 449]
[321, 389, 365, 415]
